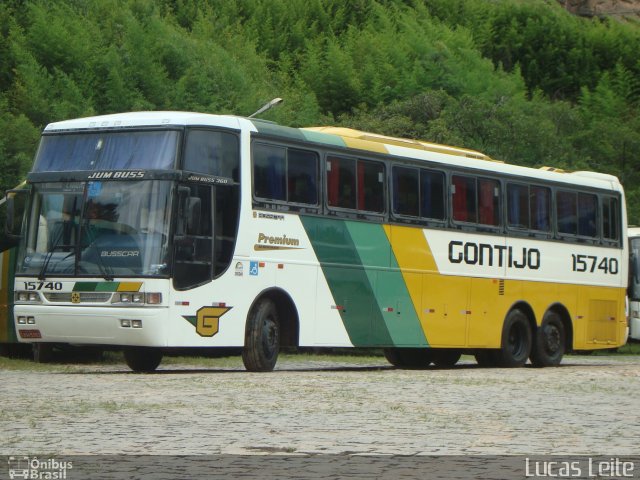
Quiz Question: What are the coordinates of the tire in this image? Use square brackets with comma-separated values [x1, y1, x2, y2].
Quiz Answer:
[124, 347, 162, 372]
[383, 348, 433, 369]
[530, 311, 566, 367]
[431, 349, 462, 368]
[33, 343, 55, 363]
[474, 350, 499, 367]
[494, 309, 532, 368]
[242, 299, 280, 372]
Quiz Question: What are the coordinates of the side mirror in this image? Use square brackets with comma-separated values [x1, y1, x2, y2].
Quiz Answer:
[5, 189, 28, 238]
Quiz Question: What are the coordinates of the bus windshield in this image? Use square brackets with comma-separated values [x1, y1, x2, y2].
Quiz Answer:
[17, 180, 172, 278]
[630, 237, 640, 301]
[33, 130, 180, 172]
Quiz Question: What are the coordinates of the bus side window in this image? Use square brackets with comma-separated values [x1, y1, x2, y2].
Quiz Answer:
[602, 196, 619, 242]
[253, 144, 286, 201]
[327, 156, 356, 210]
[578, 193, 598, 238]
[507, 183, 529, 229]
[530, 186, 551, 232]
[392, 166, 419, 217]
[421, 169, 445, 220]
[478, 178, 500, 226]
[287, 149, 318, 205]
[556, 190, 577, 235]
[452, 175, 476, 223]
[357, 159, 384, 213]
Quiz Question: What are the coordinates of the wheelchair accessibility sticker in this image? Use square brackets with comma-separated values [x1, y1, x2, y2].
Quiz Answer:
[249, 261, 259, 276]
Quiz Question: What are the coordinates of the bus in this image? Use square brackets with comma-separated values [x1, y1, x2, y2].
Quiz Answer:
[2, 187, 70, 362]
[629, 227, 640, 341]
[0, 194, 20, 356]
[7, 111, 628, 372]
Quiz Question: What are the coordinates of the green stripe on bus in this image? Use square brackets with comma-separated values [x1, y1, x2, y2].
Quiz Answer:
[344, 222, 428, 347]
[300, 216, 393, 346]
[73, 282, 119, 292]
[301, 130, 347, 148]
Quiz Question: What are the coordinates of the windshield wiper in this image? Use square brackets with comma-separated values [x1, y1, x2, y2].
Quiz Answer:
[38, 221, 75, 280]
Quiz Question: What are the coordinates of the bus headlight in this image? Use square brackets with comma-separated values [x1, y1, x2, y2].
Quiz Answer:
[112, 292, 162, 305]
[15, 291, 42, 303]
[132, 293, 144, 304]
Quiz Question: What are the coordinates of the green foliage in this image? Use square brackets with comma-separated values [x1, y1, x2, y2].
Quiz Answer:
[0, 0, 639, 222]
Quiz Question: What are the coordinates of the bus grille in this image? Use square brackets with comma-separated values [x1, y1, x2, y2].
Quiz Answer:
[43, 292, 113, 303]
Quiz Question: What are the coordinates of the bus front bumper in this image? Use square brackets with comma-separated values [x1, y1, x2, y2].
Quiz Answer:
[13, 305, 169, 347]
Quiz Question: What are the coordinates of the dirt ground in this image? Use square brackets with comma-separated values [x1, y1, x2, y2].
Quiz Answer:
[1, 353, 639, 458]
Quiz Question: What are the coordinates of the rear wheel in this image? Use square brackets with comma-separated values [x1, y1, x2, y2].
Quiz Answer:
[530, 311, 565, 367]
[384, 348, 433, 369]
[124, 347, 162, 372]
[431, 349, 461, 368]
[494, 309, 532, 368]
[242, 299, 280, 372]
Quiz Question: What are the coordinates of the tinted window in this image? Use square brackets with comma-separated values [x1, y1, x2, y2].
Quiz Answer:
[287, 149, 318, 205]
[421, 170, 445, 220]
[557, 191, 577, 235]
[452, 175, 476, 223]
[393, 167, 445, 220]
[35, 131, 180, 172]
[357, 160, 384, 213]
[602, 196, 619, 241]
[530, 186, 551, 232]
[478, 178, 500, 226]
[328, 156, 384, 213]
[253, 144, 286, 201]
[253, 144, 318, 205]
[508, 183, 550, 232]
[392, 166, 419, 217]
[578, 193, 598, 237]
[184, 130, 240, 181]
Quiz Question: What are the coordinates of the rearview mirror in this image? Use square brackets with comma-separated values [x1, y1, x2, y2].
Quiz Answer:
[5, 189, 28, 238]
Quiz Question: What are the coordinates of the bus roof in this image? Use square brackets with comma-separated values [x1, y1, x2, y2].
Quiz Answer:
[43, 111, 622, 192]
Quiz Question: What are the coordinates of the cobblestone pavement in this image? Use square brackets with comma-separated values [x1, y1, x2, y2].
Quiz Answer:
[1, 355, 639, 456]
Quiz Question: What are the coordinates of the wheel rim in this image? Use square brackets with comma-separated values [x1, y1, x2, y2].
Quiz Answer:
[543, 324, 561, 354]
[261, 316, 278, 357]
[508, 323, 527, 357]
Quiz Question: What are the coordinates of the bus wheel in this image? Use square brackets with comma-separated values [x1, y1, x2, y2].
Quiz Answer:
[530, 311, 565, 367]
[33, 343, 55, 363]
[495, 309, 532, 368]
[124, 347, 162, 373]
[242, 299, 280, 372]
[383, 348, 433, 369]
[431, 349, 461, 368]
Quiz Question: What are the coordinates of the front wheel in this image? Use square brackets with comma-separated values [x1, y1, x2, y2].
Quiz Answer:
[530, 311, 565, 367]
[494, 309, 532, 368]
[124, 347, 163, 372]
[242, 299, 280, 372]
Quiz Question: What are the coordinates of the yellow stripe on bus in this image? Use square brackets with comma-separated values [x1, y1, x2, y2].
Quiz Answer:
[116, 282, 143, 292]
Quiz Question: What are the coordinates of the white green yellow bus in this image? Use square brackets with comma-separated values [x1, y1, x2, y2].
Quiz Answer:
[628, 227, 640, 341]
[0, 195, 20, 356]
[7, 111, 628, 371]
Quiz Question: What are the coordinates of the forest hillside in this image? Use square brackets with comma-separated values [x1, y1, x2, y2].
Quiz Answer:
[1, 0, 639, 222]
